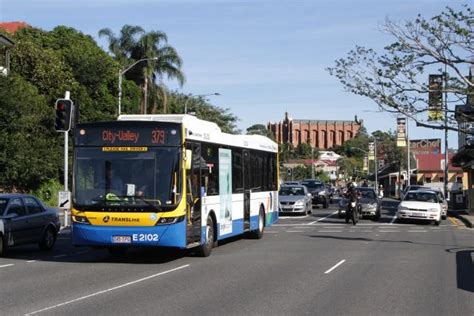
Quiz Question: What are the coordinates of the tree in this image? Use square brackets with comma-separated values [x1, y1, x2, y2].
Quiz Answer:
[99, 25, 185, 114]
[166, 91, 239, 134]
[327, 5, 474, 132]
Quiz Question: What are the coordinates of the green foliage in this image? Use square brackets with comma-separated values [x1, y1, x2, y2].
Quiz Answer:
[279, 143, 319, 162]
[31, 179, 63, 207]
[0, 75, 62, 191]
[166, 92, 239, 133]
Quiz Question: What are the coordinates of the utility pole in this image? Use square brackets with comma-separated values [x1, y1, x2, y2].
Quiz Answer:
[443, 65, 449, 198]
[407, 115, 411, 187]
[311, 147, 315, 179]
[63, 91, 70, 227]
[374, 139, 378, 191]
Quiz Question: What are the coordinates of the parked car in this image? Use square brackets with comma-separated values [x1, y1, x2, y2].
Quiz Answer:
[278, 185, 312, 215]
[0, 194, 61, 256]
[301, 179, 329, 208]
[397, 190, 442, 225]
[338, 187, 381, 220]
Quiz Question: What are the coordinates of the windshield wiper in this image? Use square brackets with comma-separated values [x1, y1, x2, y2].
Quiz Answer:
[133, 196, 162, 211]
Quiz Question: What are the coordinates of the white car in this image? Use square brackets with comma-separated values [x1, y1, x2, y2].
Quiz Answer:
[397, 190, 442, 225]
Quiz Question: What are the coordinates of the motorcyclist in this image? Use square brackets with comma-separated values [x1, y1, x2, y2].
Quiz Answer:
[345, 180, 361, 224]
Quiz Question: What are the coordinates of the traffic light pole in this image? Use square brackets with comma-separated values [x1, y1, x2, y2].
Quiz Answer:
[63, 91, 70, 227]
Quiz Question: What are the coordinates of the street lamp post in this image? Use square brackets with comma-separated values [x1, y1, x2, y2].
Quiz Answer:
[184, 93, 220, 114]
[118, 57, 158, 116]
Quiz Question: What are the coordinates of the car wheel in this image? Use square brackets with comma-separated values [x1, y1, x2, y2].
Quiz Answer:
[197, 215, 215, 257]
[39, 227, 57, 251]
[0, 234, 6, 257]
[338, 211, 344, 219]
[434, 220, 440, 226]
[441, 215, 447, 220]
[323, 199, 329, 209]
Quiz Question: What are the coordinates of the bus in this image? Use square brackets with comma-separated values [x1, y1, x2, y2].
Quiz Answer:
[71, 114, 279, 256]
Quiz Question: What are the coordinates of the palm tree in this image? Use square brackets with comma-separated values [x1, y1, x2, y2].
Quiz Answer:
[99, 25, 185, 114]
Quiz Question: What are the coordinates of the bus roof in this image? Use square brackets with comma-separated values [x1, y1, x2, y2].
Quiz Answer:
[118, 114, 278, 153]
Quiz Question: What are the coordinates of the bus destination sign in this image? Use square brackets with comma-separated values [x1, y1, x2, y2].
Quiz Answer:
[74, 122, 181, 147]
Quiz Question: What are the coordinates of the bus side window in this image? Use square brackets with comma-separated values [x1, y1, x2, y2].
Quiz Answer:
[201, 143, 219, 196]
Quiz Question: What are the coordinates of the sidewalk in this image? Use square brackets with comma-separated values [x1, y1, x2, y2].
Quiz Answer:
[447, 209, 473, 228]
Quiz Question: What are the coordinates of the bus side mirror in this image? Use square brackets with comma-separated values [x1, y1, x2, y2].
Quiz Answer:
[185, 149, 192, 170]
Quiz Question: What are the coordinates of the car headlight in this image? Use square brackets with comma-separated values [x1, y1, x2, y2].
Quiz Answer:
[398, 206, 409, 211]
[318, 191, 326, 196]
[428, 208, 439, 213]
[294, 200, 305, 207]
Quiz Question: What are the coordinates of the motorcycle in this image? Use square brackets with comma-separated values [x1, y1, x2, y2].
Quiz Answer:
[345, 198, 360, 225]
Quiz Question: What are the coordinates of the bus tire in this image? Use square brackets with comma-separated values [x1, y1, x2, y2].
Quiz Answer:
[197, 215, 215, 257]
[250, 207, 265, 239]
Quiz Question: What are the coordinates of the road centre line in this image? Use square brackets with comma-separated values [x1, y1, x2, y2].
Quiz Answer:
[287, 230, 305, 233]
[24, 264, 190, 315]
[0, 264, 15, 268]
[324, 259, 346, 274]
[308, 210, 338, 225]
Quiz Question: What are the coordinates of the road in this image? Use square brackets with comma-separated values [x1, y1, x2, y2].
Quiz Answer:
[1, 199, 473, 316]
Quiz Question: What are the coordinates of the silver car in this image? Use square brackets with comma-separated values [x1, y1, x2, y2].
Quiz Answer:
[338, 187, 381, 220]
[0, 194, 61, 256]
[279, 185, 312, 215]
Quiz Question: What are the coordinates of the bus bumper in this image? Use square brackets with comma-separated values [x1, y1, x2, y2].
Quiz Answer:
[72, 220, 187, 248]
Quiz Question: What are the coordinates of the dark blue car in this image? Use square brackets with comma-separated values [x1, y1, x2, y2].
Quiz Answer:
[0, 194, 60, 256]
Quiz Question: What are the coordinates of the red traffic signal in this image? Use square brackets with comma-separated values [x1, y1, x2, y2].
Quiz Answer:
[55, 99, 74, 132]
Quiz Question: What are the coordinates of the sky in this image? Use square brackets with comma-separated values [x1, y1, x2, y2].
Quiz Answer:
[1, 0, 469, 149]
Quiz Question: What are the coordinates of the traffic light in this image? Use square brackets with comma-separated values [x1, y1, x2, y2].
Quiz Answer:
[55, 99, 73, 132]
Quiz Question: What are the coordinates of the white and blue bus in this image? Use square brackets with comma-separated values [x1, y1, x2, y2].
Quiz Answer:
[72, 114, 279, 256]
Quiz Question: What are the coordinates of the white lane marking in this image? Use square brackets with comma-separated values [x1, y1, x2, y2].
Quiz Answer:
[379, 230, 401, 233]
[25, 264, 190, 315]
[407, 231, 427, 233]
[265, 231, 279, 234]
[324, 259, 346, 274]
[318, 230, 342, 233]
[279, 215, 309, 219]
[0, 264, 14, 268]
[287, 230, 304, 233]
[308, 210, 338, 225]
[53, 254, 67, 258]
[27, 260, 37, 263]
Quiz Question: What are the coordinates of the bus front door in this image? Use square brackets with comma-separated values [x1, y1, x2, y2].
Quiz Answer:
[186, 142, 202, 245]
[243, 149, 251, 230]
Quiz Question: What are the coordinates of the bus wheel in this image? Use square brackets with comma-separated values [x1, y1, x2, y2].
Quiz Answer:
[250, 208, 265, 239]
[197, 216, 215, 257]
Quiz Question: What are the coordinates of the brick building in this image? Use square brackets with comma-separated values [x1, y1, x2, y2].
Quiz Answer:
[267, 112, 362, 150]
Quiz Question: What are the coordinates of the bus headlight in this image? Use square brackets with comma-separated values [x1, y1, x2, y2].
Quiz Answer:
[155, 216, 185, 225]
[72, 215, 90, 224]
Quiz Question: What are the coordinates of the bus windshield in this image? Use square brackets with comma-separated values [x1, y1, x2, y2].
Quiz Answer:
[74, 147, 180, 211]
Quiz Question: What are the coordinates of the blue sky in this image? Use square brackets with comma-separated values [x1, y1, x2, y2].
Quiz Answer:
[1, 0, 469, 148]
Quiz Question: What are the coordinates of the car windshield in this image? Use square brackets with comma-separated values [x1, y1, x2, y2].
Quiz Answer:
[404, 191, 438, 203]
[360, 190, 376, 199]
[301, 181, 324, 189]
[74, 147, 180, 211]
[0, 198, 8, 215]
[280, 187, 305, 196]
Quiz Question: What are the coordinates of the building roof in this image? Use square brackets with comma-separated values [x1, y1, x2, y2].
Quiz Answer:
[415, 153, 462, 172]
[292, 119, 358, 124]
[0, 21, 30, 33]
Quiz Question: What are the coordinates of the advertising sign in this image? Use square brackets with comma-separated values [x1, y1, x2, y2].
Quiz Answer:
[368, 142, 375, 161]
[219, 148, 232, 236]
[409, 139, 441, 155]
[396, 117, 407, 147]
[428, 74, 444, 121]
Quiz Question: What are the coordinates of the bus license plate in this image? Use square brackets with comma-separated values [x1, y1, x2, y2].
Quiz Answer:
[112, 236, 131, 243]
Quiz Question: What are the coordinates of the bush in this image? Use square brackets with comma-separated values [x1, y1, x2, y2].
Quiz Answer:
[31, 179, 63, 207]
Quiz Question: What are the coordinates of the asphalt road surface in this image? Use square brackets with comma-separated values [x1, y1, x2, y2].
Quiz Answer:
[1, 199, 473, 316]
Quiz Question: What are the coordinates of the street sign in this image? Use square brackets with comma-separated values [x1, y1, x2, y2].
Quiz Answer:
[58, 191, 71, 209]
